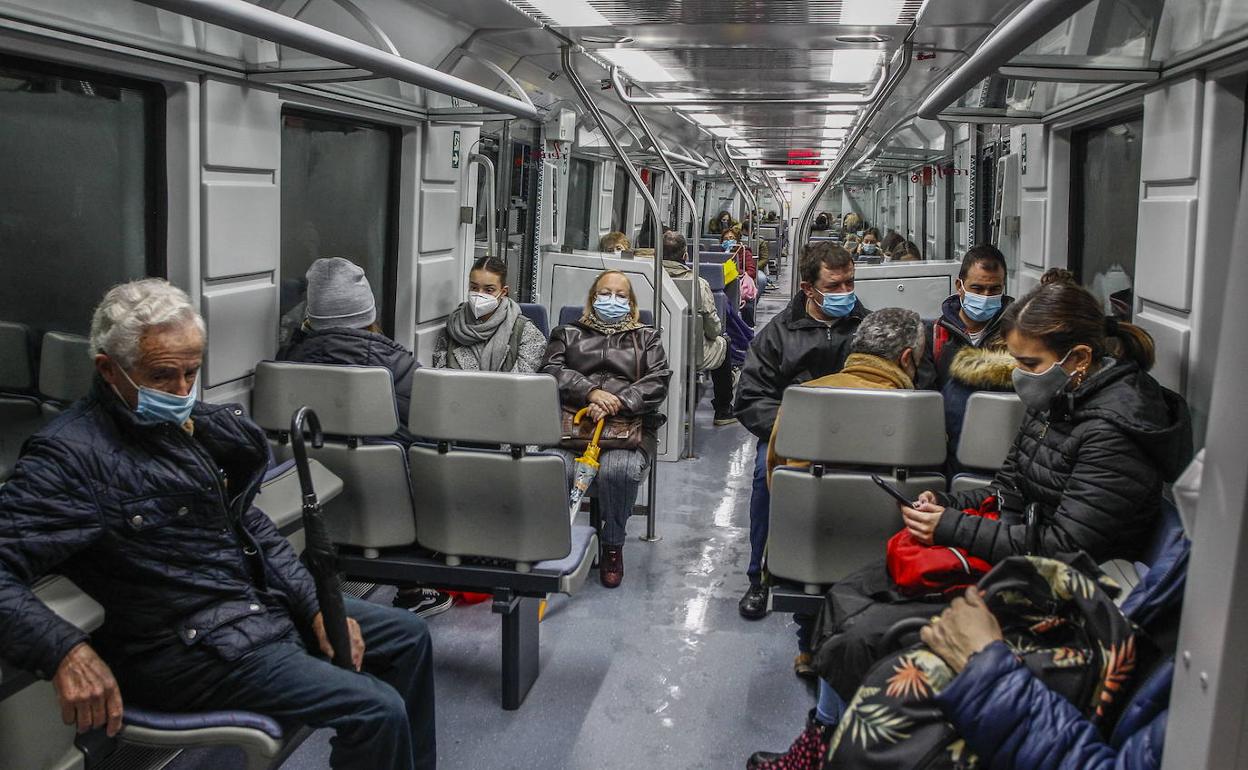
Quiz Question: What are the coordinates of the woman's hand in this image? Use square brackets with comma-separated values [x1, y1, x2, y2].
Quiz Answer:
[588, 389, 622, 415]
[587, 403, 611, 423]
[920, 587, 1003, 673]
[901, 500, 945, 545]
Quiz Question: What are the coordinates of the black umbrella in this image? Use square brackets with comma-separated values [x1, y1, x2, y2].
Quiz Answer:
[290, 406, 354, 670]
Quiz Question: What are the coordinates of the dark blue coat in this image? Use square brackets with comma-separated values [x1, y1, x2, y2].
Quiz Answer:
[933, 533, 1189, 770]
[0, 379, 319, 680]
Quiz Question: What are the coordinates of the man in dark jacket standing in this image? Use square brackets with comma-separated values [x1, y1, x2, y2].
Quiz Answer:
[0, 279, 435, 770]
[735, 242, 866, 631]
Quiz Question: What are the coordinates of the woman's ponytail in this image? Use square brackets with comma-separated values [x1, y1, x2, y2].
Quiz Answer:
[1107, 319, 1155, 371]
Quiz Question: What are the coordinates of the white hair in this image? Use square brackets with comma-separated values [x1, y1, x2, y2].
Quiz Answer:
[89, 279, 205, 368]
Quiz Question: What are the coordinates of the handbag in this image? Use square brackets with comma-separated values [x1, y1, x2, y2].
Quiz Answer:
[559, 332, 644, 451]
[885, 496, 1000, 597]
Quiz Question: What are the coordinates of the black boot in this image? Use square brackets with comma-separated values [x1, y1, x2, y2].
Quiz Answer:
[747, 709, 833, 769]
[738, 584, 769, 619]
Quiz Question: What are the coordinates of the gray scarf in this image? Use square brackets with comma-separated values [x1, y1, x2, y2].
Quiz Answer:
[445, 296, 520, 371]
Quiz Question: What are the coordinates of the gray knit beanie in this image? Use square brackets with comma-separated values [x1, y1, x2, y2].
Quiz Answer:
[305, 257, 376, 330]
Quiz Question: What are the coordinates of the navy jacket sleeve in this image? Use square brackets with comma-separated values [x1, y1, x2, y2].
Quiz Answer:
[245, 505, 320, 628]
[734, 323, 785, 439]
[934, 642, 1165, 770]
[0, 440, 103, 676]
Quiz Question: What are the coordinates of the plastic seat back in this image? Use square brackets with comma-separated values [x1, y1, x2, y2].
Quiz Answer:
[952, 392, 1025, 491]
[518, 303, 550, 338]
[251, 361, 416, 550]
[38, 332, 93, 408]
[0, 323, 42, 481]
[769, 388, 946, 589]
[697, 260, 726, 291]
[0, 322, 34, 393]
[406, 369, 570, 568]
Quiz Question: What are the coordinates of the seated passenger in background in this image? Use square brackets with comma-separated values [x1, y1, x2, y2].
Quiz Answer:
[278, 258, 449, 618]
[433, 256, 546, 373]
[784, 280, 1192, 754]
[766, 308, 923, 482]
[880, 229, 905, 256]
[741, 221, 771, 292]
[856, 232, 881, 258]
[711, 210, 739, 235]
[542, 271, 672, 589]
[928, 245, 1016, 466]
[661, 231, 734, 424]
[890, 239, 924, 261]
[0, 280, 436, 770]
[843, 235, 860, 254]
[600, 231, 630, 254]
[735, 243, 867, 630]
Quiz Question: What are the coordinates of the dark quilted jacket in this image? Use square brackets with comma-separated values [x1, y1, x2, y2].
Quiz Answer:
[0, 379, 319, 679]
[933, 534, 1188, 770]
[278, 326, 418, 431]
[934, 359, 1192, 564]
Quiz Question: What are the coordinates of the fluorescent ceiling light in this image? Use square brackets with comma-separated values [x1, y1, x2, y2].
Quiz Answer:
[727, 138, 751, 147]
[823, 128, 848, 140]
[676, 105, 715, 112]
[709, 126, 738, 138]
[824, 113, 856, 128]
[599, 49, 676, 82]
[840, 0, 909, 26]
[690, 113, 725, 126]
[658, 91, 704, 100]
[829, 50, 884, 83]
[524, 0, 610, 26]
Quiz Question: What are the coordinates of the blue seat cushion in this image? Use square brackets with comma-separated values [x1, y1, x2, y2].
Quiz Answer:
[123, 707, 285, 740]
[533, 525, 597, 576]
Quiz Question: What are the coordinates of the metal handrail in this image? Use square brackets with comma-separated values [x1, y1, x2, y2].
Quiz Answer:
[916, 0, 1099, 120]
[793, 38, 915, 292]
[137, 0, 541, 121]
[468, 153, 497, 257]
[450, 48, 536, 110]
[561, 44, 664, 542]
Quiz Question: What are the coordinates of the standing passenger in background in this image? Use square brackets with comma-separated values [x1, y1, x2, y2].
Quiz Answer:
[278, 258, 452, 619]
[734, 243, 867, 631]
[661, 231, 733, 425]
[711, 210, 738, 235]
[599, 231, 630, 254]
[433, 257, 546, 373]
[542, 271, 672, 588]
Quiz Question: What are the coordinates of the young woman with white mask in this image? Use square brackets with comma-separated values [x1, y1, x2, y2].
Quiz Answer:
[433, 256, 547, 373]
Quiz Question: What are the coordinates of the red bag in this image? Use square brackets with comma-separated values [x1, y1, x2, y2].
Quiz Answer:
[886, 496, 1000, 597]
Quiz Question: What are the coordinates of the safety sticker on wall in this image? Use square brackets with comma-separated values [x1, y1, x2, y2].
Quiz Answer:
[452, 130, 461, 169]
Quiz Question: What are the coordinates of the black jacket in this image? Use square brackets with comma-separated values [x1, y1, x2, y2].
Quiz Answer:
[926, 293, 1014, 387]
[0, 379, 319, 679]
[541, 322, 671, 416]
[935, 360, 1193, 564]
[278, 326, 418, 432]
[733, 293, 869, 439]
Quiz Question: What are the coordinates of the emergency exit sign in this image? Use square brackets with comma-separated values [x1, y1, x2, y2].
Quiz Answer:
[452, 130, 461, 168]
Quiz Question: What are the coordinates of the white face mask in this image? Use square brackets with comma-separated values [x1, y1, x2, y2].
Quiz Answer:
[468, 291, 501, 319]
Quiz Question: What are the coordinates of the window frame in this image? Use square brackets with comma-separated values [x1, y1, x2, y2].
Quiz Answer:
[0, 53, 169, 286]
[279, 106, 402, 337]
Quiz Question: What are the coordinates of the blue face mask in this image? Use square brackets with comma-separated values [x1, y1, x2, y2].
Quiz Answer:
[960, 283, 1003, 322]
[817, 289, 856, 319]
[861, 244, 878, 255]
[592, 295, 631, 323]
[721, 240, 737, 251]
[119, 367, 197, 426]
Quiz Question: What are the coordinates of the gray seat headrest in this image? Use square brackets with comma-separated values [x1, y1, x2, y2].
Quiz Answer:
[0, 322, 34, 391]
[408, 368, 562, 446]
[252, 361, 399, 437]
[956, 392, 1025, 470]
[774, 387, 945, 467]
[39, 332, 93, 403]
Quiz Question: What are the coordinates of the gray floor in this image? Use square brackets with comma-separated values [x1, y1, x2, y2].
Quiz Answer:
[171, 267, 808, 770]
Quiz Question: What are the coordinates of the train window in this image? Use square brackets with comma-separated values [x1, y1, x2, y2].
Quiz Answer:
[279, 110, 399, 339]
[1069, 115, 1143, 318]
[611, 164, 629, 233]
[0, 58, 164, 338]
[564, 157, 594, 250]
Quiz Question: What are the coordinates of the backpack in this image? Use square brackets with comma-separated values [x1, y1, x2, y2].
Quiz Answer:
[446, 316, 531, 372]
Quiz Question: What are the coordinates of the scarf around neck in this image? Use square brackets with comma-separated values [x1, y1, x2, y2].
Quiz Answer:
[446, 296, 520, 371]
[579, 309, 644, 335]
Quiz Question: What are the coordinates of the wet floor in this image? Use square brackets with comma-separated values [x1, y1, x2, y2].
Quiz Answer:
[171, 266, 807, 770]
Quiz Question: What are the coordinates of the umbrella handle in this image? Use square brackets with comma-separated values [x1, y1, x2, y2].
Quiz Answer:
[290, 406, 324, 504]
[573, 406, 607, 449]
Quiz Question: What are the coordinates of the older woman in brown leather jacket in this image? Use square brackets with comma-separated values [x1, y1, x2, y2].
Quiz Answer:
[541, 270, 672, 588]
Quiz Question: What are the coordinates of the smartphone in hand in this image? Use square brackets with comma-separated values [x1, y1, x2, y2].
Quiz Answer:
[870, 473, 916, 508]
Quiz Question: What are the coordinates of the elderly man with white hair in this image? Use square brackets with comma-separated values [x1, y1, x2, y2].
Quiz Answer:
[0, 279, 436, 770]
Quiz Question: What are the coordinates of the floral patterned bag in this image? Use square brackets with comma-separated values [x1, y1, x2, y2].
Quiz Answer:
[822, 553, 1153, 770]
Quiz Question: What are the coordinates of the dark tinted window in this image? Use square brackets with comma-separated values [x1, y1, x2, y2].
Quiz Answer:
[280, 110, 398, 339]
[0, 59, 164, 338]
[565, 157, 594, 250]
[611, 164, 630, 233]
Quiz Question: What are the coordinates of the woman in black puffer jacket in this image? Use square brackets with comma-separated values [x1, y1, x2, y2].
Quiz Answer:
[749, 281, 1192, 770]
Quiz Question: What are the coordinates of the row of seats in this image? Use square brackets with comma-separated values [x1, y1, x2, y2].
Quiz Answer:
[0, 322, 93, 481]
[768, 388, 1025, 595]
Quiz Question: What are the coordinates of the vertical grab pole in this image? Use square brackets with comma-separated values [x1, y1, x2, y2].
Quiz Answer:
[562, 45, 664, 543]
[469, 152, 497, 257]
[612, 65, 702, 459]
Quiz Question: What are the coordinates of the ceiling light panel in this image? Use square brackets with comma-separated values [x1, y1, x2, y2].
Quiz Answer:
[690, 113, 725, 126]
[709, 127, 738, 138]
[829, 50, 883, 83]
[839, 0, 920, 25]
[599, 49, 677, 82]
[519, 0, 610, 26]
[824, 113, 856, 128]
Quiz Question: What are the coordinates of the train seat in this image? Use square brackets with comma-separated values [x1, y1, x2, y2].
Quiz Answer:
[0, 321, 43, 482]
[557, 305, 654, 327]
[518, 302, 550, 337]
[37, 332, 93, 417]
[768, 388, 946, 597]
[697, 260, 726, 291]
[251, 362, 417, 550]
[254, 457, 346, 555]
[950, 392, 1026, 491]
[406, 368, 575, 569]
